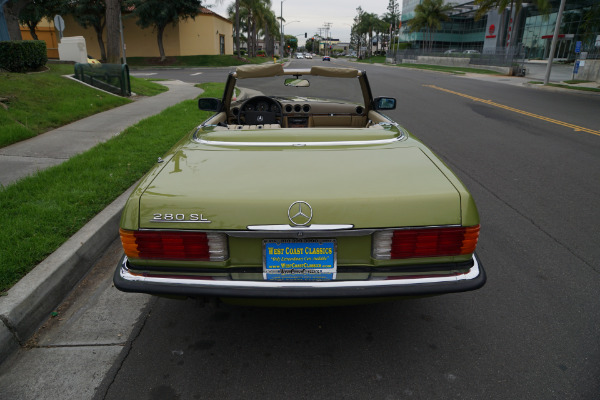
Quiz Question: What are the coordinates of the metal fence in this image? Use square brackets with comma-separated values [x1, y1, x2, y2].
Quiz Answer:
[74, 63, 131, 97]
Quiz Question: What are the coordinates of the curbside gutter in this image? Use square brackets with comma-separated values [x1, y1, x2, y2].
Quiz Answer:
[0, 185, 135, 364]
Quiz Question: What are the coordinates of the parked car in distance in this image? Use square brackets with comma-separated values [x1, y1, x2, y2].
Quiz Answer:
[87, 55, 100, 64]
[113, 63, 485, 306]
[463, 50, 480, 54]
[443, 49, 459, 54]
[322, 56, 331, 61]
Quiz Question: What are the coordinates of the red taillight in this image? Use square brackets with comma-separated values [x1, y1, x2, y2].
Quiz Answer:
[372, 225, 480, 260]
[120, 229, 228, 261]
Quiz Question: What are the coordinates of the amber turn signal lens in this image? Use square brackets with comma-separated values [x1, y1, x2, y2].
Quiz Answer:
[119, 229, 228, 261]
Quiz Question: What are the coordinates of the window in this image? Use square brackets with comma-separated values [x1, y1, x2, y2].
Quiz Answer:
[220, 35, 225, 55]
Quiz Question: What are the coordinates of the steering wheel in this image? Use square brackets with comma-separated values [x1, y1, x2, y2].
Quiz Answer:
[238, 96, 282, 125]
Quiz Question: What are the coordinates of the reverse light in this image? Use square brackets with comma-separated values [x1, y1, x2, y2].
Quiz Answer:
[120, 229, 228, 261]
[372, 225, 480, 260]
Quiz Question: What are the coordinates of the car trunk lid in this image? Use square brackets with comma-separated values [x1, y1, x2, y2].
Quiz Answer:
[139, 145, 462, 230]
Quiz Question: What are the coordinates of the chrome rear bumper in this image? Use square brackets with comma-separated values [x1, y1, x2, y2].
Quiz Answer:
[114, 254, 485, 299]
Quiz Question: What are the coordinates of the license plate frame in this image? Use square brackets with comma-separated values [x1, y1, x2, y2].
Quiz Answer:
[263, 239, 337, 281]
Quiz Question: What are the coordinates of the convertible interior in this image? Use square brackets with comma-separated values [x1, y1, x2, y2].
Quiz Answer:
[200, 64, 395, 130]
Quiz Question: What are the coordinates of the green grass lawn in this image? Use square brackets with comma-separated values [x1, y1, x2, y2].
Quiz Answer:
[393, 63, 502, 75]
[0, 64, 168, 148]
[354, 56, 502, 75]
[126, 54, 275, 68]
[0, 82, 224, 295]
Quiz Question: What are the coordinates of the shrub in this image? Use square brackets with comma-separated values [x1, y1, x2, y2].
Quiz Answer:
[0, 40, 47, 72]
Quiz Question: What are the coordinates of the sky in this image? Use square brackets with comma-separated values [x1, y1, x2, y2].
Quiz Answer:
[204, 0, 400, 47]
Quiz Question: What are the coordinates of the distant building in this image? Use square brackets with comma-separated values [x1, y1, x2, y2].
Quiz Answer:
[399, 0, 600, 60]
[20, 19, 59, 59]
[54, 7, 233, 60]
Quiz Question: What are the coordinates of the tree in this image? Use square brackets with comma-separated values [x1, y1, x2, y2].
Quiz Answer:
[3, 0, 33, 40]
[384, 0, 400, 51]
[105, 0, 121, 63]
[357, 12, 380, 56]
[126, 0, 201, 61]
[407, 0, 453, 51]
[351, 6, 365, 57]
[65, 0, 108, 61]
[18, 0, 61, 40]
[284, 34, 296, 53]
[256, 0, 278, 57]
[387, 0, 399, 23]
[235, 0, 240, 57]
[305, 37, 315, 53]
[227, 1, 248, 54]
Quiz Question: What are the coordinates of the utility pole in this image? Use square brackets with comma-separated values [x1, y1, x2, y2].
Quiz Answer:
[323, 22, 332, 55]
[544, 0, 566, 85]
[280, 1, 284, 59]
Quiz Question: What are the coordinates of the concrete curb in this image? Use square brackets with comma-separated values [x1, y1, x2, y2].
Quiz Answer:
[522, 82, 600, 96]
[0, 185, 135, 363]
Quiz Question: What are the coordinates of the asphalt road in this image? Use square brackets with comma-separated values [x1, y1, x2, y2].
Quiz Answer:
[4, 60, 600, 400]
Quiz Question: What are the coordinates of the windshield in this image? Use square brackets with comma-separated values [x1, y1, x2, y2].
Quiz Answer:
[234, 76, 365, 105]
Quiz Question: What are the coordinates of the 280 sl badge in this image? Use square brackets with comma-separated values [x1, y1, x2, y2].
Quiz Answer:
[151, 213, 211, 223]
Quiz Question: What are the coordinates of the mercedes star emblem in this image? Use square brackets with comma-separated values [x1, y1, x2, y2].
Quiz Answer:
[288, 201, 313, 226]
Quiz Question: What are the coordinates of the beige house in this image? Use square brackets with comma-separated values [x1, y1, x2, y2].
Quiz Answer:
[61, 7, 233, 59]
[20, 19, 59, 59]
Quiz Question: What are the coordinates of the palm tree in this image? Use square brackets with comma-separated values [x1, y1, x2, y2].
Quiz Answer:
[235, 0, 241, 57]
[257, 3, 279, 56]
[407, 0, 454, 52]
[227, 1, 249, 55]
[235, 0, 277, 57]
[356, 12, 380, 57]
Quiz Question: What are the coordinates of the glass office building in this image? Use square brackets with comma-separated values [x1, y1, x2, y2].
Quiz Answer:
[399, 0, 600, 60]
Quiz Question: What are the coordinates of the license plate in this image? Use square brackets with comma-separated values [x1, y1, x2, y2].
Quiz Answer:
[263, 239, 336, 281]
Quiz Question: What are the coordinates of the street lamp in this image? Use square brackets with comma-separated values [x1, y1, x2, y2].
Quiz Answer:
[280, 1, 293, 59]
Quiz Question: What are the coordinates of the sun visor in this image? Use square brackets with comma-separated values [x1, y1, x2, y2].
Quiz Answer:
[310, 66, 359, 78]
[236, 63, 285, 79]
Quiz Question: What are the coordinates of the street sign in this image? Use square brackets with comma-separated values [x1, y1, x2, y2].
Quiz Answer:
[573, 60, 580, 74]
[53, 15, 65, 39]
[575, 41, 582, 53]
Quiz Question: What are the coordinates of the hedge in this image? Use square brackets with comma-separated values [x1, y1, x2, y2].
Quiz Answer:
[0, 40, 47, 72]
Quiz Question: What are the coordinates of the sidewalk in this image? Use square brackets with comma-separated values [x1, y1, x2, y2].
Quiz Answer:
[0, 80, 202, 186]
[0, 80, 202, 363]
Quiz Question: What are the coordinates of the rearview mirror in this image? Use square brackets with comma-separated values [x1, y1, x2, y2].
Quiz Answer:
[373, 97, 396, 110]
[284, 78, 310, 87]
[198, 98, 222, 111]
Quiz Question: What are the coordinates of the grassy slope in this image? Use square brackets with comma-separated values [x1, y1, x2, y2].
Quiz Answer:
[0, 64, 168, 148]
[0, 82, 224, 294]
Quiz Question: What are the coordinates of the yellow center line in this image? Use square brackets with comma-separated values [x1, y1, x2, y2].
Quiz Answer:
[424, 85, 600, 137]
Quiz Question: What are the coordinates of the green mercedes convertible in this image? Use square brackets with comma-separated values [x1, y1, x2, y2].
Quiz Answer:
[113, 63, 485, 304]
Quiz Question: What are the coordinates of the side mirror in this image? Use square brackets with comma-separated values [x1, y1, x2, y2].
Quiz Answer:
[198, 98, 222, 111]
[373, 97, 396, 110]
[284, 78, 310, 87]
